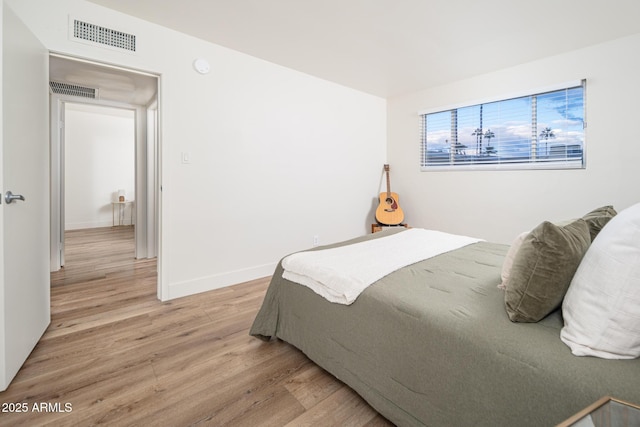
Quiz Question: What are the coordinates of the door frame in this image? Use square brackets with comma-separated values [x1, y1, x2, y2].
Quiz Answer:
[49, 55, 161, 279]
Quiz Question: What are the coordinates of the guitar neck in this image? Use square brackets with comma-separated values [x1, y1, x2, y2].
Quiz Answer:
[384, 164, 392, 197]
[386, 170, 391, 197]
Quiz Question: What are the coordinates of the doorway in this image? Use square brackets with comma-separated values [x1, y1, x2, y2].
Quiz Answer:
[49, 54, 160, 289]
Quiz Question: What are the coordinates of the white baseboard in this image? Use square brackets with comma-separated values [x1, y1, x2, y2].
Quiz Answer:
[65, 220, 115, 230]
[166, 262, 277, 300]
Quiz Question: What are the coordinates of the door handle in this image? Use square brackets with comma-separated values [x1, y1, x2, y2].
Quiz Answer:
[5, 191, 25, 204]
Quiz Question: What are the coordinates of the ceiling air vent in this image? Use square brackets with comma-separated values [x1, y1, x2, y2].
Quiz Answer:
[49, 81, 98, 99]
[72, 19, 136, 52]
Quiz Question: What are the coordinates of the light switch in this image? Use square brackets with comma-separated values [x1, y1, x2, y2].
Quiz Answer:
[181, 152, 191, 164]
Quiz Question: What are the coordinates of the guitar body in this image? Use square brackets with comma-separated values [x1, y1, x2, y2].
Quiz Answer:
[375, 191, 404, 225]
[375, 164, 405, 225]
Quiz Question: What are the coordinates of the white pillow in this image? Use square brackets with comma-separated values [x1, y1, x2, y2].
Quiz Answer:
[560, 202, 640, 359]
[498, 231, 528, 290]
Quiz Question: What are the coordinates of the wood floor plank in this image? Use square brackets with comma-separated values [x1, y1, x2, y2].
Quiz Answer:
[0, 227, 394, 426]
[284, 364, 344, 410]
[284, 386, 382, 427]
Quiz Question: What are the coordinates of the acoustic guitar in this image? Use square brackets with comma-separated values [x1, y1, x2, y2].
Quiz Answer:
[375, 164, 404, 225]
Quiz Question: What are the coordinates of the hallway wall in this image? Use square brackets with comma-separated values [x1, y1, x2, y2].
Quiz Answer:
[64, 103, 135, 229]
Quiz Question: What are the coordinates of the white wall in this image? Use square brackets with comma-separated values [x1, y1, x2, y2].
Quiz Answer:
[64, 103, 135, 230]
[7, 0, 387, 299]
[388, 33, 640, 244]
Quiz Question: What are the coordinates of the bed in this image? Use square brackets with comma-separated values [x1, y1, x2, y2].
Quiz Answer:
[250, 207, 640, 426]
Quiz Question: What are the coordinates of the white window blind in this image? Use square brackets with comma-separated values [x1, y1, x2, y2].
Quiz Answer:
[420, 80, 585, 170]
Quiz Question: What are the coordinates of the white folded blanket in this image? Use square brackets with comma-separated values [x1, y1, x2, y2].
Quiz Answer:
[282, 228, 482, 304]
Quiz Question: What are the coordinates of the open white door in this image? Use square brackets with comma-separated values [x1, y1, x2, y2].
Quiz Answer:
[0, 5, 51, 391]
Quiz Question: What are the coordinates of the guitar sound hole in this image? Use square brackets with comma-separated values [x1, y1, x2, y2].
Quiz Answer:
[385, 198, 394, 205]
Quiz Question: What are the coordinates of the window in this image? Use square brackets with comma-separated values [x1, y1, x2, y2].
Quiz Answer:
[420, 80, 585, 170]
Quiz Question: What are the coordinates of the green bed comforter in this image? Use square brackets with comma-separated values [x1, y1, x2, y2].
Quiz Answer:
[250, 229, 640, 426]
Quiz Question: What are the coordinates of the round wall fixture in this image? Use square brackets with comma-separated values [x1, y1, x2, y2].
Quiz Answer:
[193, 58, 210, 74]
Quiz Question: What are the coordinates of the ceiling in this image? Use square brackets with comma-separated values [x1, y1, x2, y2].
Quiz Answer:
[85, 0, 640, 98]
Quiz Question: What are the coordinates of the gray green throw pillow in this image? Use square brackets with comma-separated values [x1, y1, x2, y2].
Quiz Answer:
[582, 205, 616, 242]
[505, 219, 591, 323]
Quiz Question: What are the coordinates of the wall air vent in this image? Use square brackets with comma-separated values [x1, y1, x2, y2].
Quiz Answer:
[49, 81, 98, 99]
[72, 19, 136, 52]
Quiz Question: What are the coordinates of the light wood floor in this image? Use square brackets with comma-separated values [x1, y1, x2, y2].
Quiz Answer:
[0, 227, 393, 426]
